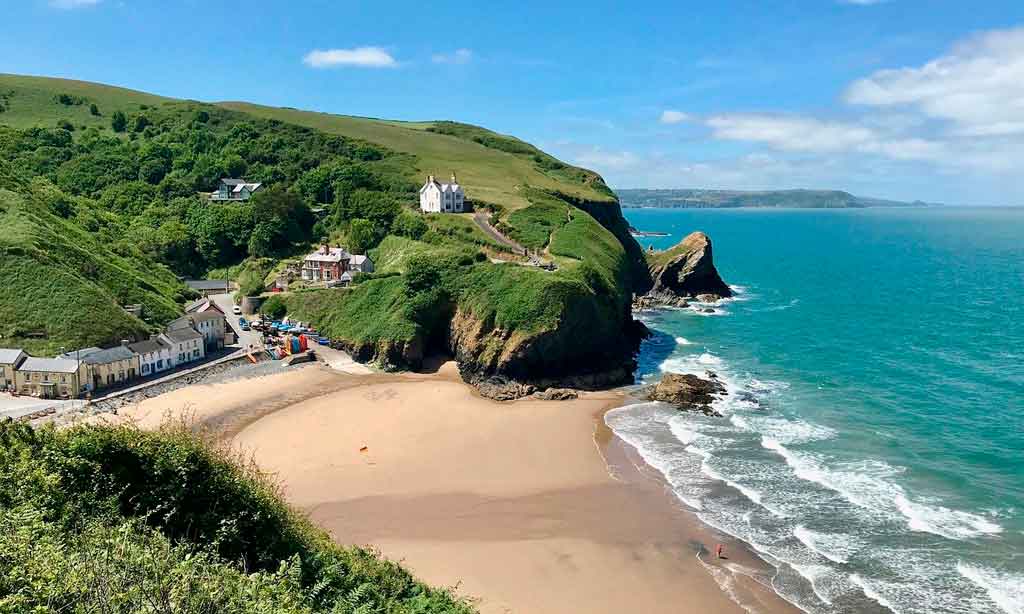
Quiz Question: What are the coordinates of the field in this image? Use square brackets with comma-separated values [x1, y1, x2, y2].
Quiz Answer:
[217, 102, 614, 211]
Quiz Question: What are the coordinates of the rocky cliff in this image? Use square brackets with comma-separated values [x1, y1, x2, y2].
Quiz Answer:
[637, 232, 732, 308]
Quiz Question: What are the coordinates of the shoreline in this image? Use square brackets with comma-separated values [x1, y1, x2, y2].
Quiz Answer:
[86, 360, 797, 614]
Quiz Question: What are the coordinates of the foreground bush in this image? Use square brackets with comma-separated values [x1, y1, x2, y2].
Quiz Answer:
[0, 420, 475, 613]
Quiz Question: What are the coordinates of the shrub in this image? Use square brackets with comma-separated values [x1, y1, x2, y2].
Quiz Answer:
[110, 110, 127, 132]
[260, 294, 287, 319]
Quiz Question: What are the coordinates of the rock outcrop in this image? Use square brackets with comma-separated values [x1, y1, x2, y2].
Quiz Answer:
[637, 232, 732, 308]
[648, 372, 726, 416]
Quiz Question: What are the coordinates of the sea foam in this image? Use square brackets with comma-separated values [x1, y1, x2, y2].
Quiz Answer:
[957, 563, 1024, 614]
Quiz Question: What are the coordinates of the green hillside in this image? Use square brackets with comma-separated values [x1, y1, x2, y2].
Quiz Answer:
[218, 103, 615, 210]
[0, 166, 187, 355]
[617, 188, 932, 208]
[0, 420, 474, 613]
[0, 73, 644, 386]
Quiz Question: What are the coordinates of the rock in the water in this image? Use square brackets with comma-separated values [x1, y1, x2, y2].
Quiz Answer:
[648, 372, 726, 416]
[639, 232, 732, 308]
[533, 388, 579, 401]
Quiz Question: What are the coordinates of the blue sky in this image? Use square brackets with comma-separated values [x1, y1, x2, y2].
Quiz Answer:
[4, 1, 1024, 204]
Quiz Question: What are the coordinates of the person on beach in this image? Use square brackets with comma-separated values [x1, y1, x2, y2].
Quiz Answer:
[716, 544, 724, 559]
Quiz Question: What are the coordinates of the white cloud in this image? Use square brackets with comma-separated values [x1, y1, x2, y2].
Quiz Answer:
[50, 0, 100, 8]
[303, 47, 397, 69]
[706, 115, 876, 153]
[659, 110, 690, 124]
[845, 27, 1024, 136]
[432, 48, 473, 65]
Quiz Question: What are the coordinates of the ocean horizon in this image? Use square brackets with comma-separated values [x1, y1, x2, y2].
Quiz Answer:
[613, 206, 1024, 614]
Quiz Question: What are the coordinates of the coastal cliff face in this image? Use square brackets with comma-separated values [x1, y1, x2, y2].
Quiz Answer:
[638, 232, 732, 307]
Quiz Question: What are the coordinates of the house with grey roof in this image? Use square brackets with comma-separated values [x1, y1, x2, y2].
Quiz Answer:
[128, 336, 173, 378]
[210, 178, 263, 202]
[78, 344, 139, 391]
[160, 327, 205, 367]
[167, 310, 226, 351]
[0, 348, 26, 390]
[14, 356, 87, 399]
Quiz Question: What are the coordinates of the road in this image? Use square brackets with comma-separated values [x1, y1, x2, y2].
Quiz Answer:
[209, 293, 263, 349]
[472, 211, 526, 254]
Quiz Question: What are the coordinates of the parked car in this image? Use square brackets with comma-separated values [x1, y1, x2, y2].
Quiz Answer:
[232, 305, 241, 315]
[241, 322, 251, 331]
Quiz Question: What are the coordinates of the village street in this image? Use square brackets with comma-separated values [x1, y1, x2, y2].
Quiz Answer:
[209, 293, 262, 349]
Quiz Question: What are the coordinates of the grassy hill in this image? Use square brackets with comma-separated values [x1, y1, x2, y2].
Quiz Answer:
[218, 103, 614, 210]
[0, 73, 644, 388]
[0, 167, 187, 355]
[617, 188, 932, 209]
[0, 73, 170, 130]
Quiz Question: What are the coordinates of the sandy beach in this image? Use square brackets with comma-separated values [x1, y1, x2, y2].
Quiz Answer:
[98, 360, 797, 614]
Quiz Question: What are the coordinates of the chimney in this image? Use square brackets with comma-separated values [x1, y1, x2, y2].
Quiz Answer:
[428, 174, 435, 183]
[121, 339, 130, 347]
[150, 334, 160, 341]
[451, 172, 457, 183]
[321, 244, 329, 255]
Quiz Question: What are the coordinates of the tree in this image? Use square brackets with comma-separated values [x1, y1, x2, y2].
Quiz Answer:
[89, 103, 101, 116]
[138, 158, 168, 185]
[110, 111, 127, 133]
[391, 209, 428, 240]
[132, 114, 151, 133]
[247, 222, 275, 258]
[347, 218, 375, 254]
[222, 153, 247, 178]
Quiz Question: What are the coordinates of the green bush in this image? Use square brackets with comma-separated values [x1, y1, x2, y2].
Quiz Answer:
[0, 421, 476, 613]
[260, 294, 287, 319]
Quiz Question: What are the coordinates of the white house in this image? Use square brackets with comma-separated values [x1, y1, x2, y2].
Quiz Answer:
[159, 327, 205, 367]
[167, 312, 227, 351]
[211, 178, 263, 202]
[419, 173, 465, 213]
[349, 254, 374, 273]
[128, 337, 174, 378]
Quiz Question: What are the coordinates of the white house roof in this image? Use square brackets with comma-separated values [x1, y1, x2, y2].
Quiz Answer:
[19, 357, 80, 374]
[350, 255, 371, 266]
[232, 182, 262, 193]
[305, 246, 351, 263]
[420, 176, 463, 194]
[0, 348, 26, 363]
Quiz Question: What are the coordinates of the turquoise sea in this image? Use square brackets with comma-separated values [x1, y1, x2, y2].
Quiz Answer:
[610, 207, 1024, 614]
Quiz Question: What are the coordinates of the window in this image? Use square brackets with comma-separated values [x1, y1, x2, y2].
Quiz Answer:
[143, 364, 150, 375]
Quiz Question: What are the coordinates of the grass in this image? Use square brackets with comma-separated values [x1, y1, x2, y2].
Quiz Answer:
[285, 276, 419, 344]
[216, 102, 614, 211]
[0, 73, 170, 131]
[0, 186, 187, 355]
[0, 420, 476, 613]
[0, 73, 646, 380]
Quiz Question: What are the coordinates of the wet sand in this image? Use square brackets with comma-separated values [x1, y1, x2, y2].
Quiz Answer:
[100, 361, 797, 614]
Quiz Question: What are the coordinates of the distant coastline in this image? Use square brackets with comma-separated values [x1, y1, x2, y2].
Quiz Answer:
[616, 188, 939, 209]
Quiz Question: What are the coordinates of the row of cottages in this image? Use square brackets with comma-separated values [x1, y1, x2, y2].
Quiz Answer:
[301, 244, 375, 286]
[419, 173, 466, 213]
[0, 302, 229, 399]
[210, 178, 263, 202]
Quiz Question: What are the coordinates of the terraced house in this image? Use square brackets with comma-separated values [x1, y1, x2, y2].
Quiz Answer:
[75, 345, 139, 391]
[159, 327, 205, 367]
[14, 357, 87, 399]
[128, 336, 173, 377]
[166, 311, 226, 351]
[0, 349, 26, 391]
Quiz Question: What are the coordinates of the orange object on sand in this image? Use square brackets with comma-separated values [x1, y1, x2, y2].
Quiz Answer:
[359, 446, 369, 453]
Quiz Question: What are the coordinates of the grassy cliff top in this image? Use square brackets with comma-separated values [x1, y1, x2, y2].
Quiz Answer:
[215, 104, 614, 210]
[0, 74, 614, 212]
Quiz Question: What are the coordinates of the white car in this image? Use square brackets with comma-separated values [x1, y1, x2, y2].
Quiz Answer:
[232, 305, 242, 315]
